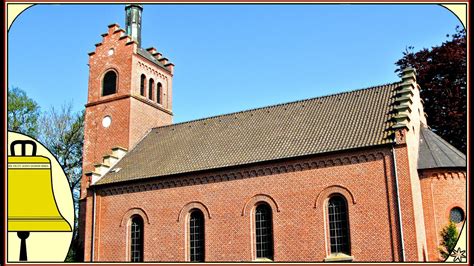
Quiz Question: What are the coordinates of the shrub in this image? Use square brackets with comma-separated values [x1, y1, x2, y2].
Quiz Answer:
[438, 222, 459, 259]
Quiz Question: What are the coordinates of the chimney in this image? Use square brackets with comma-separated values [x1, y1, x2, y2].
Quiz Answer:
[125, 4, 143, 47]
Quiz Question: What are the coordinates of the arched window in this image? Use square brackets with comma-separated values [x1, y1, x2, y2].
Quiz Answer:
[255, 203, 273, 260]
[102, 70, 117, 96]
[140, 74, 146, 96]
[148, 78, 154, 101]
[450, 207, 465, 224]
[157, 82, 162, 104]
[130, 216, 144, 262]
[327, 195, 350, 255]
[189, 209, 205, 262]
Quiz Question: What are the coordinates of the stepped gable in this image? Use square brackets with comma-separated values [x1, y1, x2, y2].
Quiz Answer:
[94, 82, 405, 186]
[88, 23, 174, 74]
[137, 47, 173, 73]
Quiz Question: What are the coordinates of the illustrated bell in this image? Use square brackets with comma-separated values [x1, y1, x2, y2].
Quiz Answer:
[8, 140, 72, 261]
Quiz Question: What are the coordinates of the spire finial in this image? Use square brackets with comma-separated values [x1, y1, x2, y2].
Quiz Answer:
[125, 4, 143, 47]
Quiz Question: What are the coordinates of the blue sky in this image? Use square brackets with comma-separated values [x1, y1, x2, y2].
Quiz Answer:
[7, 4, 462, 123]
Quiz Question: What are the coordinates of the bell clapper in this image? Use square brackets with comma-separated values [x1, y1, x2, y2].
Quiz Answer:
[17, 231, 30, 261]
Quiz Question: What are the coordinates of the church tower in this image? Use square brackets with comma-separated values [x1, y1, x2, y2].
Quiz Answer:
[82, 4, 174, 183]
[79, 5, 174, 259]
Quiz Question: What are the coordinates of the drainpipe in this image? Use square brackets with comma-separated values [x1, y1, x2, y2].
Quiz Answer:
[391, 145, 406, 261]
[91, 189, 97, 262]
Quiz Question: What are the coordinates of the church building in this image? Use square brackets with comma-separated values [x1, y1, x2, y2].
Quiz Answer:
[79, 5, 466, 262]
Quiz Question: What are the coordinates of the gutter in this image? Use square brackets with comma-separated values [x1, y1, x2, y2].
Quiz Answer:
[91, 189, 97, 262]
[391, 145, 406, 261]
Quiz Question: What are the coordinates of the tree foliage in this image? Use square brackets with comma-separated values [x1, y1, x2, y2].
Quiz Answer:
[38, 103, 85, 261]
[7, 87, 41, 137]
[395, 26, 467, 153]
[39, 103, 84, 193]
[438, 222, 459, 259]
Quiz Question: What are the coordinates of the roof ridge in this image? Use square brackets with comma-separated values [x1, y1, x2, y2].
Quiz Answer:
[152, 81, 401, 131]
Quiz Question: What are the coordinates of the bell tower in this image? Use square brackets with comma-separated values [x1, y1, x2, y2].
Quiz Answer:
[79, 5, 175, 260]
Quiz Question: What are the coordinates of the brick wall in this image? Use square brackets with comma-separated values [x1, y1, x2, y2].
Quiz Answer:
[392, 144, 423, 261]
[86, 24, 134, 104]
[400, 74, 428, 261]
[82, 24, 134, 191]
[84, 146, 421, 262]
[129, 97, 172, 150]
[131, 55, 173, 110]
[83, 98, 131, 177]
[419, 169, 466, 261]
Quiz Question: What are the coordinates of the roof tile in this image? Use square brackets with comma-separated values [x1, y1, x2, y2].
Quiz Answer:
[95, 82, 401, 185]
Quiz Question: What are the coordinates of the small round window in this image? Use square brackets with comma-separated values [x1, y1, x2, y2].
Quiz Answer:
[102, 115, 112, 128]
[449, 207, 464, 224]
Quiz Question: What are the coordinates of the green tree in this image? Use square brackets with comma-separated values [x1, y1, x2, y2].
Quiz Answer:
[438, 222, 459, 259]
[7, 87, 41, 137]
[395, 26, 467, 154]
[39, 103, 85, 262]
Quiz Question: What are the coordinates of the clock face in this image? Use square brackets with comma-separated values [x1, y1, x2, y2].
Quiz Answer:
[102, 116, 112, 128]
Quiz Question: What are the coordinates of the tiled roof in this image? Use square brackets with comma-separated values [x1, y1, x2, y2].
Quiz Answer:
[95, 82, 400, 185]
[418, 126, 466, 170]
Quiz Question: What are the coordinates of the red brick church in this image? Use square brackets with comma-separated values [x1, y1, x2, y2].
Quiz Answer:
[79, 5, 466, 262]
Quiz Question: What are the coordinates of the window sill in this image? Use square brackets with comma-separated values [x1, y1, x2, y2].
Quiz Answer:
[253, 258, 273, 262]
[324, 253, 353, 262]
